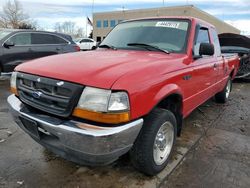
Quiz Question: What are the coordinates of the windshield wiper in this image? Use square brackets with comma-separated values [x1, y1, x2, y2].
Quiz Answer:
[127, 43, 170, 54]
[98, 44, 117, 50]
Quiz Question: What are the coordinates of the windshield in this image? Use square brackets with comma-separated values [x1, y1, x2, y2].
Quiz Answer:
[0, 30, 12, 40]
[101, 19, 190, 53]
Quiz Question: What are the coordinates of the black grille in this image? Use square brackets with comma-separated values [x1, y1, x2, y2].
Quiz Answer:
[17, 73, 83, 117]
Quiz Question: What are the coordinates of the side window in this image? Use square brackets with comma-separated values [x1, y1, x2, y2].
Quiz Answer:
[211, 29, 221, 56]
[32, 33, 54, 45]
[194, 28, 210, 56]
[53, 36, 68, 44]
[7, 33, 31, 45]
[86, 39, 93, 42]
[32, 33, 67, 45]
[80, 39, 91, 43]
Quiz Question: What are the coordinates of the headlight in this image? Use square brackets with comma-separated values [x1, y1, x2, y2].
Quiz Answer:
[76, 87, 111, 112]
[73, 87, 130, 124]
[10, 72, 18, 95]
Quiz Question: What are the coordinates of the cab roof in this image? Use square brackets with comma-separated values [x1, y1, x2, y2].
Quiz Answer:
[121, 16, 215, 29]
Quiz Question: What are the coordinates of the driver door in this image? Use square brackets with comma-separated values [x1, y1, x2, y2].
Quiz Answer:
[192, 27, 218, 105]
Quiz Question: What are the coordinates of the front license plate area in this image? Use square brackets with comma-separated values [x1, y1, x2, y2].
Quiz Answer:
[20, 116, 40, 140]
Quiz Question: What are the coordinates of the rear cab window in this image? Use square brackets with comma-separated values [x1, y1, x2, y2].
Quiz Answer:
[210, 28, 221, 57]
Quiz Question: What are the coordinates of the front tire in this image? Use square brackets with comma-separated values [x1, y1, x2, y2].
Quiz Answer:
[130, 108, 177, 176]
[215, 77, 232, 103]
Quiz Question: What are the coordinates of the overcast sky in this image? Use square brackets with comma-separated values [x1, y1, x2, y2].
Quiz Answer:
[0, 0, 249, 34]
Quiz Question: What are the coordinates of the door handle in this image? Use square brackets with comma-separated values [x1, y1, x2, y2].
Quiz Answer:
[213, 63, 218, 68]
[183, 74, 192, 80]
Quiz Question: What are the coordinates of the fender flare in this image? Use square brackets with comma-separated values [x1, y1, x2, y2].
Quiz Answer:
[150, 83, 184, 113]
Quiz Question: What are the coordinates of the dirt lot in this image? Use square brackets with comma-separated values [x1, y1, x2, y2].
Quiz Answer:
[0, 75, 250, 188]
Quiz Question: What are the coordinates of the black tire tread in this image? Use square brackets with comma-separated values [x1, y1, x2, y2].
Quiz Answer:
[130, 108, 177, 176]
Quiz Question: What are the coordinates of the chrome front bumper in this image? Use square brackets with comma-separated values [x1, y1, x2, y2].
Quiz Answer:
[7, 94, 143, 165]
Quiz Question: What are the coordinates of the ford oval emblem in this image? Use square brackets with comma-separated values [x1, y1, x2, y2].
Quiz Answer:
[32, 91, 42, 99]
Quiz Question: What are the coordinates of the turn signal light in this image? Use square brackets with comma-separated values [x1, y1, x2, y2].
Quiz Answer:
[10, 87, 18, 96]
[73, 108, 130, 124]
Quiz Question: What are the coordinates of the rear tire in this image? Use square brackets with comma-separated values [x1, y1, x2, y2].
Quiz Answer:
[215, 77, 232, 103]
[130, 108, 177, 176]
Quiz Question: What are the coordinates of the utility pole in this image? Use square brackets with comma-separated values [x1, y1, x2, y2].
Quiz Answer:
[163, 0, 165, 6]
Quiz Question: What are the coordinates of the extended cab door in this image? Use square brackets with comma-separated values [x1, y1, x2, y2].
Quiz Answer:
[1, 32, 32, 71]
[210, 28, 227, 91]
[192, 26, 219, 105]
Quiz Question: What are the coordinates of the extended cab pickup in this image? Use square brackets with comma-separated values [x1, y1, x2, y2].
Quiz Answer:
[8, 17, 239, 175]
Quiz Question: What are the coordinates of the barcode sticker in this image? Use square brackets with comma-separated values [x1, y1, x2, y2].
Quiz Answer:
[155, 22, 180, 28]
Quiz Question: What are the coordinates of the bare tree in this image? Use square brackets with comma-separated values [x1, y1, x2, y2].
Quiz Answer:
[54, 21, 85, 37]
[54, 22, 63, 33]
[54, 21, 75, 34]
[0, 0, 34, 29]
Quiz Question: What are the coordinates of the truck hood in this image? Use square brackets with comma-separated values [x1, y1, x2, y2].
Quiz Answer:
[16, 50, 187, 89]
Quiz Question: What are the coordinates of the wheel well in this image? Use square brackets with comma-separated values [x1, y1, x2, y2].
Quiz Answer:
[156, 94, 183, 136]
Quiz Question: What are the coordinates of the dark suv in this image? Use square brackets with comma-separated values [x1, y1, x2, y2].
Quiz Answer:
[0, 29, 80, 75]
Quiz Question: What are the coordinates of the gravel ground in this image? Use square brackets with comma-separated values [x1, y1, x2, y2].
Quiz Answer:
[161, 81, 250, 188]
[0, 75, 249, 188]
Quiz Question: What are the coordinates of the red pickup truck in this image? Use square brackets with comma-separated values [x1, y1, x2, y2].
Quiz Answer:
[8, 17, 239, 175]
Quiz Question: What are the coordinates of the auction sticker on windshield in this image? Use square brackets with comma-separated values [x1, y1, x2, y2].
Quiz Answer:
[156, 21, 180, 28]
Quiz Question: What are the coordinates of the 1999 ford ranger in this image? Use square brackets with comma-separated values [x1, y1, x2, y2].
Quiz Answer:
[8, 17, 239, 175]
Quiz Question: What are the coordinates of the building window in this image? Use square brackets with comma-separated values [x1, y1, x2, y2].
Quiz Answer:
[110, 20, 116, 27]
[96, 20, 102, 28]
[96, 36, 102, 42]
[103, 20, 108, 28]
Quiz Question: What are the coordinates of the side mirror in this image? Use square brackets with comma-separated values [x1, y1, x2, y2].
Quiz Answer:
[199, 43, 214, 56]
[3, 41, 15, 48]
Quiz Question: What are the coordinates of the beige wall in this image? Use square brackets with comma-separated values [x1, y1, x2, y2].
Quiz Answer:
[93, 5, 240, 41]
